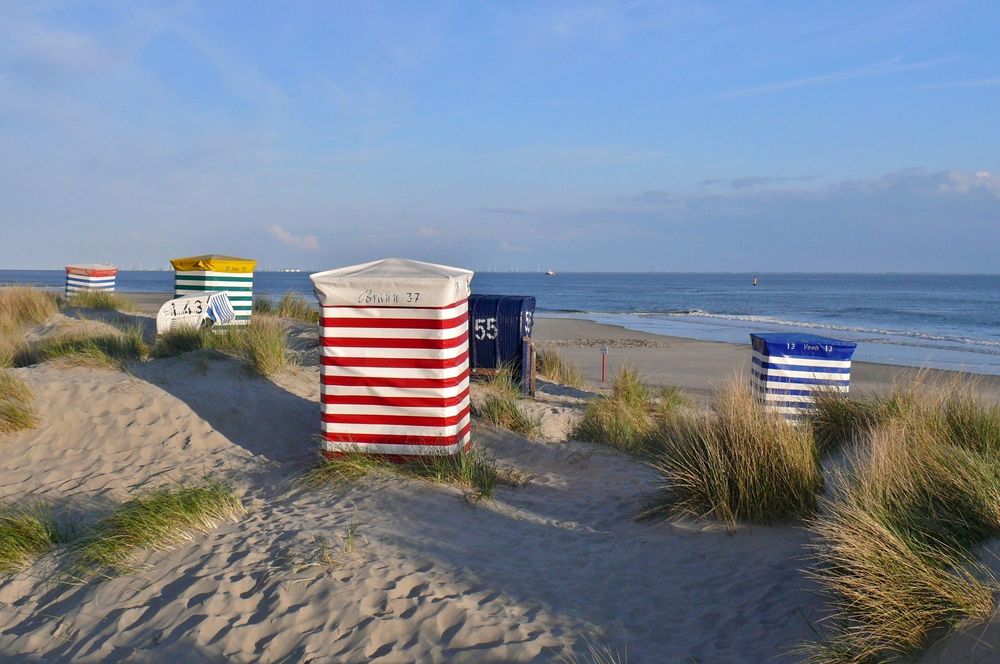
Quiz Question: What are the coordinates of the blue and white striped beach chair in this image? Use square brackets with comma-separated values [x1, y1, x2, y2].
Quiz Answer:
[750, 333, 857, 422]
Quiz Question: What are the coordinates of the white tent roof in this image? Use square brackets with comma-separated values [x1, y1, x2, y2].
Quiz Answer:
[310, 258, 473, 307]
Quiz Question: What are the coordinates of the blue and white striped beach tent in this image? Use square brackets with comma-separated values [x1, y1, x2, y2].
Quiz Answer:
[750, 333, 857, 421]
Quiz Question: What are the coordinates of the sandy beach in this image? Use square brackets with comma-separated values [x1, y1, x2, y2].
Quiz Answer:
[1, 298, 998, 663]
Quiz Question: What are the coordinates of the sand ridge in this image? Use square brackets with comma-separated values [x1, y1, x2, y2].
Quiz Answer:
[0, 311, 997, 662]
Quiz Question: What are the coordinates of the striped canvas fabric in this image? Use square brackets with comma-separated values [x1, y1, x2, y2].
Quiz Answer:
[750, 333, 857, 422]
[170, 255, 256, 326]
[65, 264, 117, 296]
[173, 271, 253, 324]
[311, 258, 474, 457]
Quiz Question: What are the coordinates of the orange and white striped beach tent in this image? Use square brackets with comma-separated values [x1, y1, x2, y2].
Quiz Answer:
[310, 258, 474, 457]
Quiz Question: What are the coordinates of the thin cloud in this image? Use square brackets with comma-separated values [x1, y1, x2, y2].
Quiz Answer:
[265, 224, 319, 251]
[714, 55, 959, 99]
[418, 226, 439, 236]
[699, 176, 817, 190]
[916, 77, 1000, 90]
[480, 207, 529, 216]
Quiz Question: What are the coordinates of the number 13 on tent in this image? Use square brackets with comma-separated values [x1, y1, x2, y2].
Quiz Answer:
[474, 318, 497, 340]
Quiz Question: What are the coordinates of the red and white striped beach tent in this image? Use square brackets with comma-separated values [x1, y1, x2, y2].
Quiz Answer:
[310, 258, 474, 457]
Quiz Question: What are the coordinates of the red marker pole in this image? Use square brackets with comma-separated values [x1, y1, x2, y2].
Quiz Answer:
[601, 346, 608, 383]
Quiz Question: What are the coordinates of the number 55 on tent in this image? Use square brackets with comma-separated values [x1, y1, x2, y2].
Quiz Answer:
[310, 258, 474, 458]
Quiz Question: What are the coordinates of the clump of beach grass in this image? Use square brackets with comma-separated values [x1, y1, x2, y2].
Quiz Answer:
[71, 481, 245, 577]
[644, 379, 821, 528]
[558, 640, 628, 664]
[64, 290, 135, 312]
[0, 288, 59, 366]
[474, 364, 539, 438]
[225, 316, 288, 376]
[0, 369, 38, 434]
[804, 422, 1000, 663]
[254, 292, 320, 323]
[0, 287, 59, 329]
[573, 366, 684, 455]
[0, 504, 71, 574]
[812, 377, 1000, 457]
[152, 326, 212, 358]
[14, 323, 148, 370]
[537, 347, 583, 387]
[153, 317, 289, 376]
[298, 447, 505, 502]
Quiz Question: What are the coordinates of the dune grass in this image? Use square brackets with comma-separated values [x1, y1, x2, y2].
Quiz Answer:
[152, 326, 211, 358]
[0, 287, 59, 329]
[573, 366, 685, 455]
[643, 379, 821, 528]
[298, 447, 507, 502]
[64, 290, 135, 312]
[805, 379, 1000, 663]
[473, 364, 540, 438]
[235, 316, 288, 376]
[254, 292, 320, 323]
[805, 424, 1000, 663]
[153, 316, 289, 377]
[537, 347, 583, 387]
[14, 323, 148, 370]
[0, 288, 59, 367]
[812, 378, 1000, 457]
[0, 504, 71, 574]
[558, 640, 628, 664]
[0, 369, 38, 435]
[71, 481, 245, 577]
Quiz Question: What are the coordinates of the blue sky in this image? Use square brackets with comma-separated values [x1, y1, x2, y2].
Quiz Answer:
[1, 1, 998, 271]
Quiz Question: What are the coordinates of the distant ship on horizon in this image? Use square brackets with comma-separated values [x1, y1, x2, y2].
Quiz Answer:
[545, 270, 556, 276]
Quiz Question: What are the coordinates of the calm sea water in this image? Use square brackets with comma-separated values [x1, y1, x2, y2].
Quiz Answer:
[3, 270, 999, 375]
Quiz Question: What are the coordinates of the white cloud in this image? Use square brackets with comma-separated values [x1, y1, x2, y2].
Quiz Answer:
[418, 226, 439, 236]
[265, 224, 320, 251]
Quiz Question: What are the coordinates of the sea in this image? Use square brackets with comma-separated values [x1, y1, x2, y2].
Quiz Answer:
[3, 270, 999, 376]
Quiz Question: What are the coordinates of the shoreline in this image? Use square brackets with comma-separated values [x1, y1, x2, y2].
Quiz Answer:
[532, 315, 1000, 403]
[26, 289, 1000, 398]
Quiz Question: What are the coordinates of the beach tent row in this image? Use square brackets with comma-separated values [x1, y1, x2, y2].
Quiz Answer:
[311, 258, 473, 457]
[170, 255, 256, 326]
[65, 264, 117, 296]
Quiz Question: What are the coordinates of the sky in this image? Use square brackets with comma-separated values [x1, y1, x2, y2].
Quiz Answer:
[1, 1, 999, 272]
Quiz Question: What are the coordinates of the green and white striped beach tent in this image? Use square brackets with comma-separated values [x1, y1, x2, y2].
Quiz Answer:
[169, 254, 256, 325]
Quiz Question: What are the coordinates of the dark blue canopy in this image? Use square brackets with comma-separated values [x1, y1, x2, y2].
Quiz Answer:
[750, 333, 857, 361]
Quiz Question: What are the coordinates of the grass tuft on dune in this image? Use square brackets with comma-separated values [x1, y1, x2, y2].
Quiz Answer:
[254, 292, 320, 323]
[558, 640, 628, 664]
[0, 288, 59, 329]
[72, 481, 246, 577]
[473, 364, 539, 438]
[537, 347, 583, 387]
[299, 447, 509, 502]
[573, 366, 685, 455]
[805, 379, 1000, 662]
[644, 379, 820, 528]
[0, 369, 38, 434]
[152, 326, 211, 358]
[154, 316, 289, 377]
[64, 291, 136, 312]
[0, 288, 59, 366]
[15, 323, 148, 370]
[0, 504, 71, 574]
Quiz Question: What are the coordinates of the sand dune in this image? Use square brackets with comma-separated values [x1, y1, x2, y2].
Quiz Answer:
[0, 311, 996, 662]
